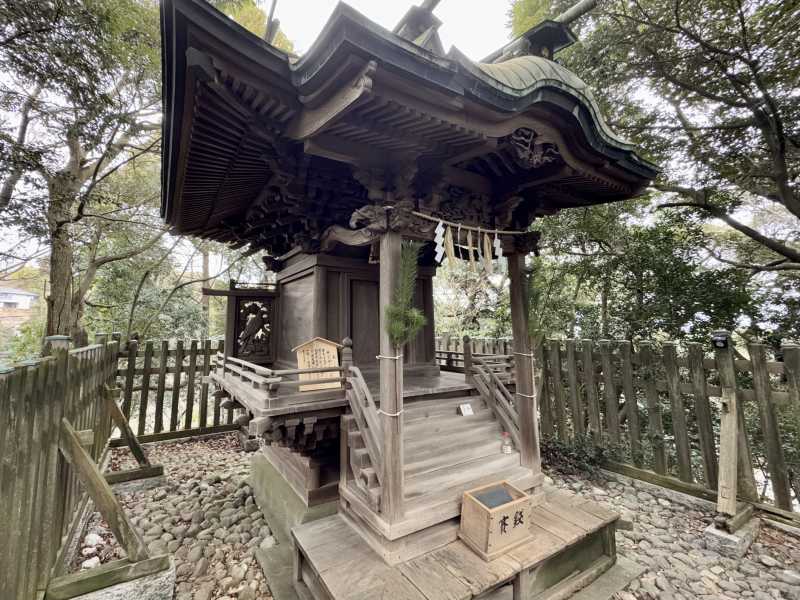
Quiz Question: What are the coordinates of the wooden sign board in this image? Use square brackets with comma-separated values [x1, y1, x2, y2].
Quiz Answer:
[293, 337, 342, 392]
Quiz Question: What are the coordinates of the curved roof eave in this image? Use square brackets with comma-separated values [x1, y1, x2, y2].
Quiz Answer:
[449, 48, 660, 179]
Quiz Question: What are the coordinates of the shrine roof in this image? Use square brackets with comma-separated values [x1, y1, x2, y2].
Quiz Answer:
[160, 0, 659, 256]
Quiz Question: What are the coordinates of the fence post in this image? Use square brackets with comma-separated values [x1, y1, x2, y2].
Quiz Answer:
[94, 333, 109, 345]
[44, 335, 72, 355]
[341, 337, 353, 373]
[713, 330, 758, 517]
[463, 335, 473, 383]
[749, 343, 792, 511]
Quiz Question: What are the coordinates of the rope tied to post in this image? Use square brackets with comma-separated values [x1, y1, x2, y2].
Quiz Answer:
[376, 354, 403, 361]
[378, 409, 404, 417]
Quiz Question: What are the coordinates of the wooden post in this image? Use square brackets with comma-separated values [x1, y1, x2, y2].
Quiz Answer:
[687, 343, 718, 488]
[565, 340, 583, 438]
[548, 340, 568, 440]
[784, 343, 800, 406]
[639, 342, 666, 474]
[749, 343, 792, 510]
[463, 335, 473, 382]
[582, 339, 601, 443]
[341, 337, 353, 372]
[618, 341, 640, 465]
[713, 331, 759, 512]
[44, 335, 72, 357]
[379, 231, 404, 521]
[508, 252, 540, 473]
[599, 340, 620, 444]
[663, 343, 692, 483]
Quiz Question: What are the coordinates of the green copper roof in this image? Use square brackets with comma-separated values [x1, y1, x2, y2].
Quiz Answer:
[476, 55, 633, 148]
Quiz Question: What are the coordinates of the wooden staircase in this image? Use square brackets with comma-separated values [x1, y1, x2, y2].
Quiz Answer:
[399, 391, 536, 532]
[341, 372, 539, 542]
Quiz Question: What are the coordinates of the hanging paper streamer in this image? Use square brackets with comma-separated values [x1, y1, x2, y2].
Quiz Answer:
[475, 227, 483, 265]
[466, 229, 476, 270]
[483, 232, 494, 273]
[444, 225, 455, 266]
[434, 221, 446, 264]
[493, 232, 502, 259]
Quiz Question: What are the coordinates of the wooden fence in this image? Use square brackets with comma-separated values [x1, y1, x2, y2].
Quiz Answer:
[437, 334, 800, 515]
[115, 339, 240, 443]
[0, 343, 117, 600]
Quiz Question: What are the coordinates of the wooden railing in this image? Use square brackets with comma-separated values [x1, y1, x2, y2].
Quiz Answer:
[0, 340, 167, 600]
[436, 334, 515, 376]
[346, 367, 384, 485]
[472, 355, 520, 450]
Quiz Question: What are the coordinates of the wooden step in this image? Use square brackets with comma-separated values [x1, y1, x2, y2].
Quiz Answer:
[404, 410, 496, 438]
[404, 437, 503, 478]
[404, 451, 521, 500]
[404, 421, 502, 457]
[404, 423, 502, 461]
[404, 396, 486, 422]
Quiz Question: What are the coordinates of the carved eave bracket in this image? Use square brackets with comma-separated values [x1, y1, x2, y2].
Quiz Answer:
[320, 200, 438, 252]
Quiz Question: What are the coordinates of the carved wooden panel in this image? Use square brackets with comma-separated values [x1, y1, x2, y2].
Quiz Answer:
[234, 297, 276, 364]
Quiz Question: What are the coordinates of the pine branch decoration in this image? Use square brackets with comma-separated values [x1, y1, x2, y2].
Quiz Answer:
[385, 241, 427, 348]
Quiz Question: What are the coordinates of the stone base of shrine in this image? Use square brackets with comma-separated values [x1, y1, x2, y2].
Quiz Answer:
[250, 453, 339, 541]
[291, 490, 619, 600]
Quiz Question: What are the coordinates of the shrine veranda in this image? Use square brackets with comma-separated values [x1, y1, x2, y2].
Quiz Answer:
[160, 0, 659, 597]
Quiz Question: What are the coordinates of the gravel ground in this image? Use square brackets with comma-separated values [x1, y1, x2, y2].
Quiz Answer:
[78, 434, 274, 600]
[548, 471, 800, 600]
[74, 434, 800, 600]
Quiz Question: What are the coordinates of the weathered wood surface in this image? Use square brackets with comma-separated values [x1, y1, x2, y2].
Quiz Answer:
[0, 342, 120, 600]
[379, 231, 404, 522]
[294, 489, 617, 600]
[58, 419, 148, 562]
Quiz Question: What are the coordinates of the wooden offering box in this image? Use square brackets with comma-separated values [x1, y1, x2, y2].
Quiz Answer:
[459, 481, 533, 561]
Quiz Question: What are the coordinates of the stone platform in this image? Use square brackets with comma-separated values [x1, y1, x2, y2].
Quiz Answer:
[292, 489, 619, 600]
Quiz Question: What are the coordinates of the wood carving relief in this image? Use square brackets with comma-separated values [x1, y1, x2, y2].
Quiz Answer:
[235, 298, 275, 363]
[507, 127, 560, 170]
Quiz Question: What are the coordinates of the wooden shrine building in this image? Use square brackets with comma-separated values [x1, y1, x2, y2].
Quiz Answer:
[160, 0, 658, 598]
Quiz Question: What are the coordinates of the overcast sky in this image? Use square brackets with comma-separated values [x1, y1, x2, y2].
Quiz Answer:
[269, 0, 512, 60]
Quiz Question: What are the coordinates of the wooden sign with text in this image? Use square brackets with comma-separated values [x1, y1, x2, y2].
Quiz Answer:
[293, 337, 343, 392]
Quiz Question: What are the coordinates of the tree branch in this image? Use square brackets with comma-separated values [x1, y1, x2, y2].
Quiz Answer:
[654, 185, 800, 263]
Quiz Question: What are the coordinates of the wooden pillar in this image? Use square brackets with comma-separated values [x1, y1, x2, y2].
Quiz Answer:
[379, 231, 404, 521]
[508, 253, 540, 473]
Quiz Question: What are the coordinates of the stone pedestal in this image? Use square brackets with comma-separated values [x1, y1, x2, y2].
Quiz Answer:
[249, 453, 338, 541]
[703, 518, 760, 558]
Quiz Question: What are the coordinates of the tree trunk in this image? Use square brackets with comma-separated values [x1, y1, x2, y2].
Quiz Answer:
[45, 175, 78, 340]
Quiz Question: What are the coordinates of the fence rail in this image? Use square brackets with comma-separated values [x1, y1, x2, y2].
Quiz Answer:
[0, 342, 118, 600]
